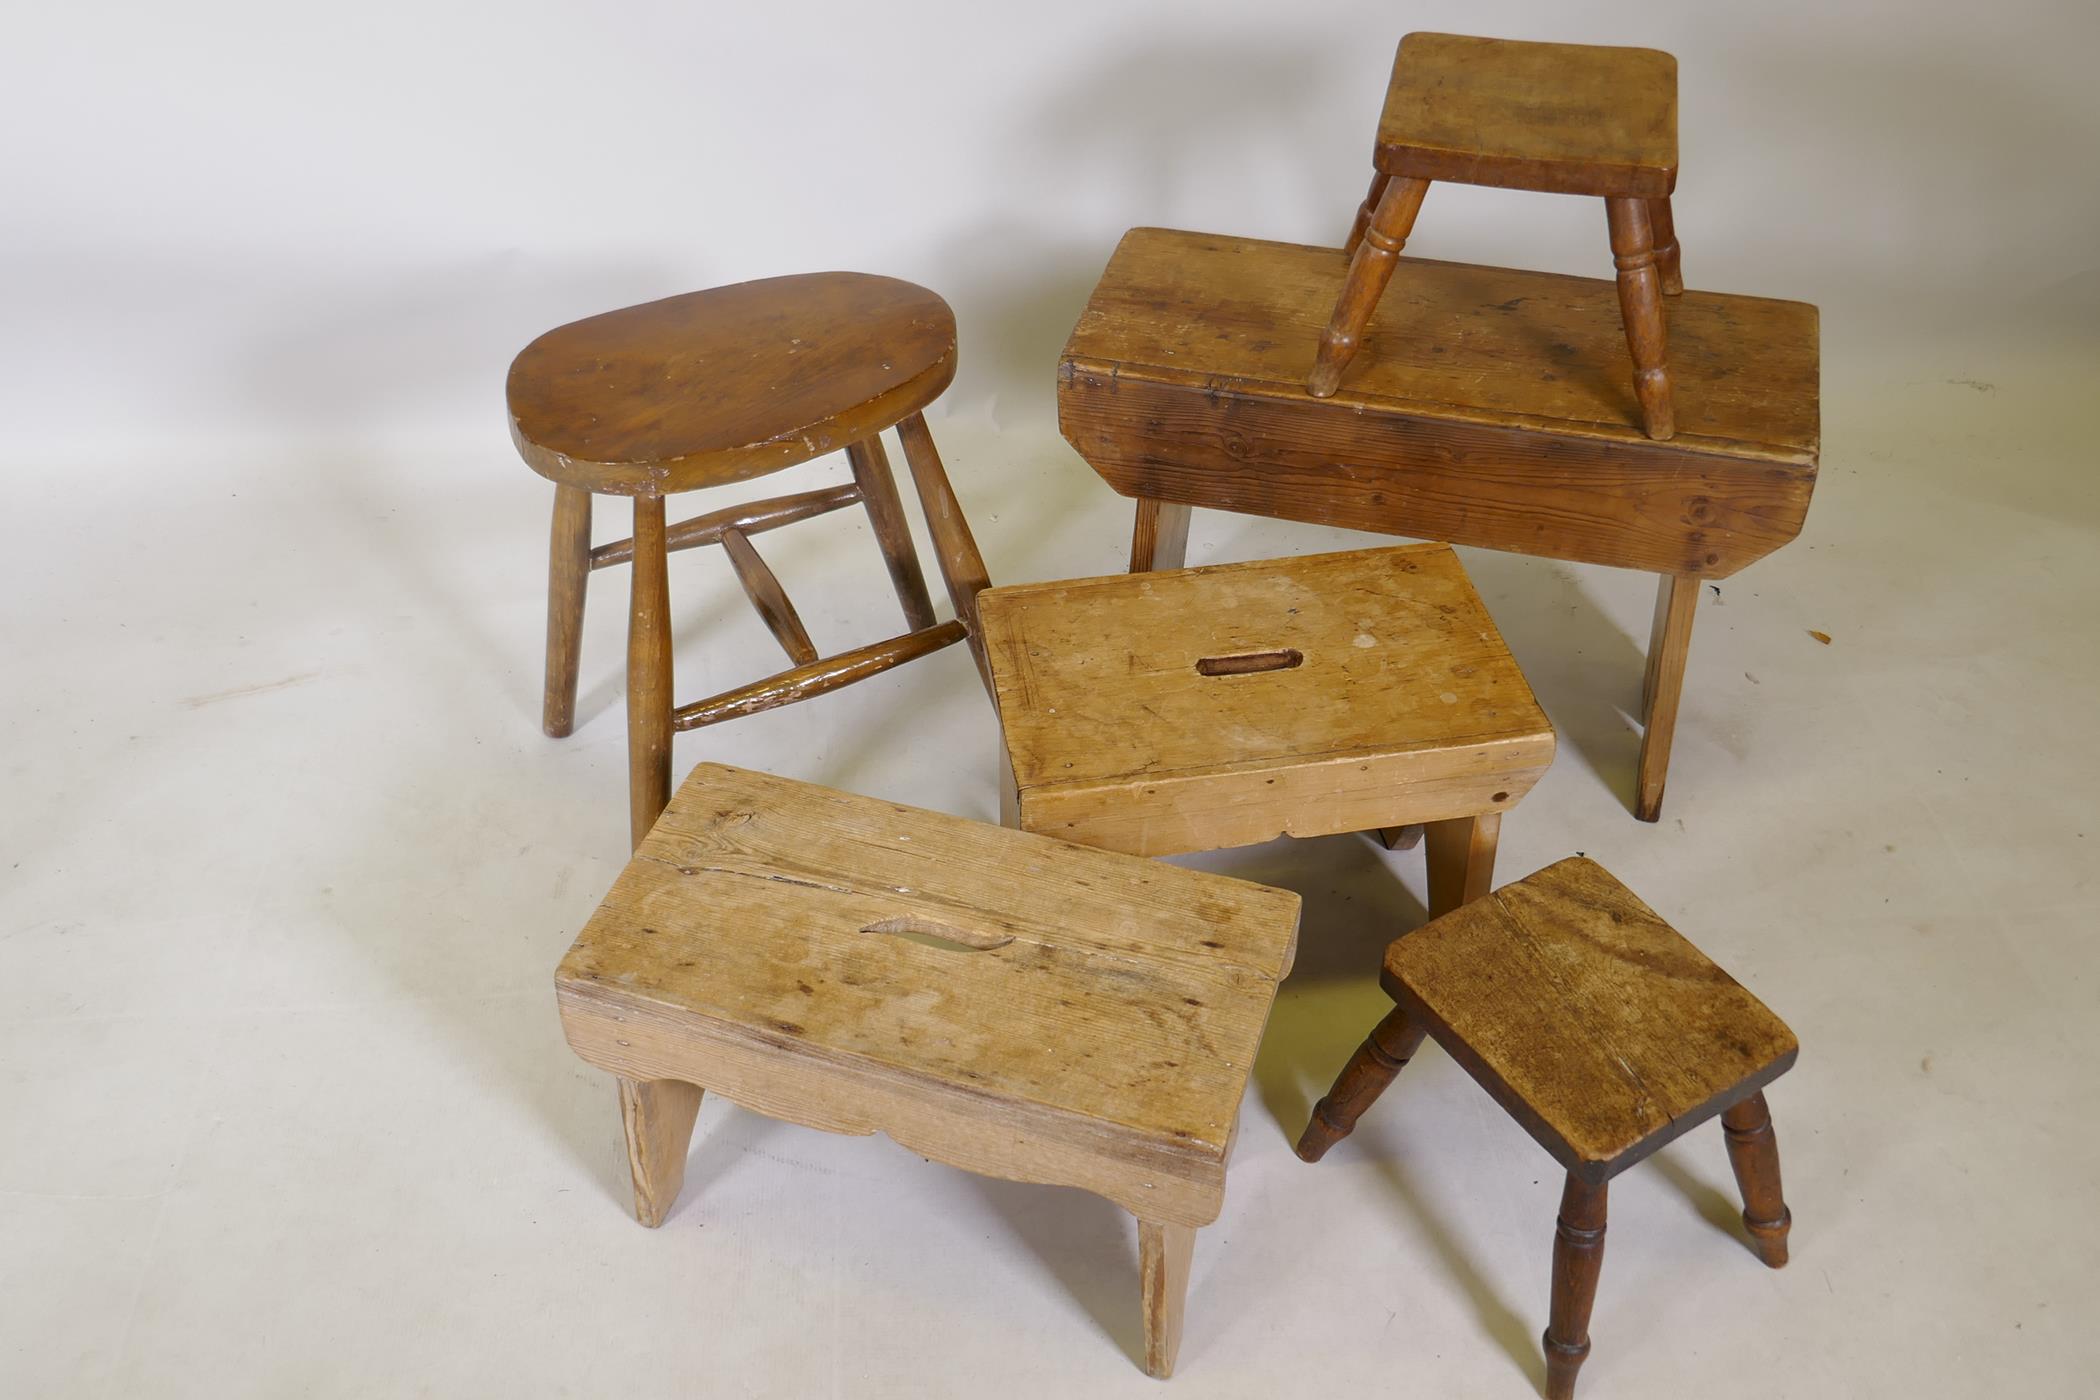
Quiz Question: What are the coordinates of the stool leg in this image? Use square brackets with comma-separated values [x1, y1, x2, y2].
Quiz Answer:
[1345, 170, 1393, 254]
[1129, 498, 1192, 572]
[619, 1076, 704, 1228]
[1296, 1005, 1427, 1162]
[1309, 175, 1429, 397]
[1424, 811, 1500, 918]
[1649, 196, 1683, 296]
[1543, 1174, 1609, 1400]
[1605, 197, 1676, 440]
[1138, 1218, 1196, 1378]
[1636, 573, 1698, 823]
[627, 496, 673, 850]
[846, 435, 938, 631]
[543, 484, 592, 738]
[895, 412, 995, 697]
[1722, 1091, 1792, 1267]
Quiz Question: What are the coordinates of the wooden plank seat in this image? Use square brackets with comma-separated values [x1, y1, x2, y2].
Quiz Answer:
[1058, 226, 1821, 820]
[555, 763, 1302, 1378]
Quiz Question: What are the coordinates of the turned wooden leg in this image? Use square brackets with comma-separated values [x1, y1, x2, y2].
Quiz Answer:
[543, 484, 592, 738]
[1636, 573, 1697, 823]
[1296, 1005, 1427, 1162]
[1424, 811, 1500, 918]
[627, 495, 673, 850]
[1128, 498, 1192, 572]
[1138, 1218, 1196, 1378]
[895, 412, 994, 697]
[1309, 175, 1429, 397]
[846, 435, 938, 632]
[619, 1076, 704, 1228]
[1344, 170, 1393, 254]
[1543, 1174, 1609, 1400]
[1605, 197, 1676, 440]
[1722, 1092, 1792, 1268]
[1649, 196, 1683, 296]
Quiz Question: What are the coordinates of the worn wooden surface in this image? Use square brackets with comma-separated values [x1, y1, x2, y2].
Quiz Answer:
[556, 763, 1301, 1228]
[981, 543, 1554, 857]
[1637, 573, 1699, 821]
[1374, 33, 1678, 198]
[1139, 1219, 1196, 1378]
[508, 274, 956, 496]
[619, 1077, 703, 1228]
[1128, 497, 1192, 573]
[1383, 857, 1798, 1180]
[1061, 228, 1820, 578]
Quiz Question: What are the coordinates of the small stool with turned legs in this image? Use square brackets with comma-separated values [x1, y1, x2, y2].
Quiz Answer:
[507, 273, 994, 849]
[1297, 857, 1797, 1399]
[1313, 32, 1684, 440]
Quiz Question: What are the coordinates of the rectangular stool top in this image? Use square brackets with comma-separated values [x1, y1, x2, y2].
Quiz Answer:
[982, 544, 1554, 855]
[1385, 857, 1798, 1181]
[557, 764, 1300, 1178]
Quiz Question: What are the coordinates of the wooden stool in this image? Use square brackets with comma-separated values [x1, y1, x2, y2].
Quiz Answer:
[555, 763, 1299, 1379]
[1312, 33, 1684, 442]
[1060, 226, 1819, 821]
[979, 543, 1554, 918]
[1297, 857, 1797, 1399]
[508, 274, 993, 849]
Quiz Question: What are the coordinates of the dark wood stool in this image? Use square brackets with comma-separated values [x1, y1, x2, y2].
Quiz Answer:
[1297, 858, 1796, 1399]
[507, 273, 994, 848]
[1312, 33, 1684, 441]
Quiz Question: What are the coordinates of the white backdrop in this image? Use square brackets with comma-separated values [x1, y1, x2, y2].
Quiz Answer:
[5, 0, 2096, 461]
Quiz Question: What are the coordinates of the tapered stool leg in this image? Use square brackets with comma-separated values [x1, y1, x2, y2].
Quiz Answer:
[895, 412, 995, 695]
[1605, 197, 1676, 440]
[619, 1076, 704, 1228]
[1649, 196, 1683, 296]
[1636, 573, 1697, 822]
[1425, 811, 1501, 918]
[847, 435, 938, 631]
[1310, 175, 1429, 397]
[1138, 1218, 1196, 1378]
[1297, 1005, 1428, 1162]
[1129, 498, 1192, 573]
[1722, 1091, 1792, 1267]
[1543, 1174, 1609, 1400]
[627, 496, 673, 850]
[544, 484, 592, 738]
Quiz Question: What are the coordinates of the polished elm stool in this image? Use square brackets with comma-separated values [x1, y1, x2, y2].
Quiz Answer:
[1060, 226, 1820, 821]
[979, 543, 1555, 917]
[1297, 857, 1797, 1400]
[555, 763, 1300, 1379]
[1312, 32, 1684, 440]
[508, 273, 993, 849]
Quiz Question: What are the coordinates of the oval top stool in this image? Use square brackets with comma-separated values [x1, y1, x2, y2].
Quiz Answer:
[507, 273, 994, 848]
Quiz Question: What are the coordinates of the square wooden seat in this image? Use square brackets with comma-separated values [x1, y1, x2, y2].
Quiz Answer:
[555, 763, 1301, 1379]
[980, 543, 1554, 917]
[1060, 226, 1820, 821]
[1298, 858, 1798, 1399]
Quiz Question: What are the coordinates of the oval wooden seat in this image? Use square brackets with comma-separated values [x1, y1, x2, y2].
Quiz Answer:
[507, 273, 958, 496]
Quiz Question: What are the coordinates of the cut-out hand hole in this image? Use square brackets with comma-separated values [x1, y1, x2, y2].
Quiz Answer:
[861, 916, 1013, 953]
[1196, 648, 1303, 677]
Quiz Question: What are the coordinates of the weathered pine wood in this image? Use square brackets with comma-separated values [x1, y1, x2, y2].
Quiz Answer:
[1139, 1219, 1196, 1378]
[671, 621, 967, 732]
[1606, 196, 1676, 440]
[620, 1076, 704, 1228]
[589, 483, 861, 569]
[719, 528, 818, 666]
[1309, 174, 1428, 397]
[846, 436, 938, 631]
[627, 496, 673, 850]
[1543, 1174, 1609, 1400]
[1637, 573, 1698, 822]
[1128, 497, 1192, 573]
[1424, 812, 1500, 918]
[1722, 1091, 1792, 1267]
[543, 484, 592, 738]
[1295, 1005, 1426, 1162]
[981, 543, 1554, 858]
[1060, 229, 1819, 580]
[508, 274, 957, 496]
[895, 411, 994, 691]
